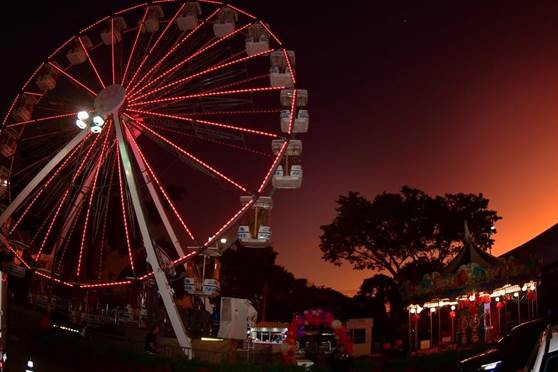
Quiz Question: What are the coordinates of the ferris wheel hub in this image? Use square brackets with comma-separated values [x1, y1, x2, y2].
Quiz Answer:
[94, 84, 126, 116]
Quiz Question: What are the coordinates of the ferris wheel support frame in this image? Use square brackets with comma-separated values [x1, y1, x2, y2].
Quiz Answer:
[125, 124, 189, 271]
[113, 111, 192, 357]
[0, 130, 88, 228]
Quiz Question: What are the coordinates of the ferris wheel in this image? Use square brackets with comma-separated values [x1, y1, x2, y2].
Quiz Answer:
[0, 1, 308, 351]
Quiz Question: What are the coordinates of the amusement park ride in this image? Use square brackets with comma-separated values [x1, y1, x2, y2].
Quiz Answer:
[0, 1, 308, 355]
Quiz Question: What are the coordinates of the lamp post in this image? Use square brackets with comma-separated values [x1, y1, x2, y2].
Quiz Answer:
[429, 307, 435, 348]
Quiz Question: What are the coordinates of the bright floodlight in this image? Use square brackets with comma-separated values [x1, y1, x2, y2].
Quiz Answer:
[90, 125, 102, 134]
[76, 119, 87, 129]
[220, 238, 227, 244]
[93, 115, 105, 126]
[77, 111, 90, 121]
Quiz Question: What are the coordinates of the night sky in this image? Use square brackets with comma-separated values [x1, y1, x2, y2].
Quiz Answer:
[4, 1, 558, 295]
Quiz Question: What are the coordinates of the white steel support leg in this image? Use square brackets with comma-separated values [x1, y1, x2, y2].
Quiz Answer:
[0, 130, 88, 227]
[113, 114, 192, 357]
[125, 127, 189, 270]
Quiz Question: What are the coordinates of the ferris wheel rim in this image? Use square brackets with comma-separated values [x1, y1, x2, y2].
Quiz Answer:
[0, 0, 298, 289]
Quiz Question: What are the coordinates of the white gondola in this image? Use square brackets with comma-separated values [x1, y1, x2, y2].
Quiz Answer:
[245, 23, 270, 56]
[184, 277, 196, 294]
[66, 36, 93, 65]
[280, 109, 309, 133]
[202, 279, 220, 296]
[280, 89, 308, 107]
[11, 105, 32, 122]
[271, 140, 303, 189]
[0, 166, 8, 198]
[271, 139, 302, 156]
[273, 164, 302, 189]
[36, 73, 57, 92]
[238, 196, 272, 248]
[213, 7, 237, 38]
[269, 50, 295, 87]
[0, 128, 18, 158]
[142, 5, 164, 33]
[101, 17, 126, 44]
[66, 47, 86, 65]
[176, 2, 201, 31]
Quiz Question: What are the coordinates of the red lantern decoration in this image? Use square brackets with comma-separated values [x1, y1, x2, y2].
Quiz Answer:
[450, 311, 456, 319]
[496, 301, 504, 309]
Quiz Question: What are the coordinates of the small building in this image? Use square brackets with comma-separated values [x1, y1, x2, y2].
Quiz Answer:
[346, 318, 374, 357]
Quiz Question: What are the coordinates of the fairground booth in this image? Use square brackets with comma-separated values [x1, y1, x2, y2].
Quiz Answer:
[401, 224, 541, 352]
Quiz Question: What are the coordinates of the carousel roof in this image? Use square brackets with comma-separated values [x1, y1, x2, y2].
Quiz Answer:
[442, 222, 500, 274]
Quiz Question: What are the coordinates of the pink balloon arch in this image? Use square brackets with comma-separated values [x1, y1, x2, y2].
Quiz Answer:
[281, 308, 353, 363]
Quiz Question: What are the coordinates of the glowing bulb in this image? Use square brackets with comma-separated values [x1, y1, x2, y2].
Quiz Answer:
[77, 111, 89, 121]
[522, 285, 527, 292]
[27, 359, 34, 368]
[469, 294, 476, 302]
[76, 119, 87, 129]
[417, 306, 423, 314]
[430, 307, 436, 313]
[530, 284, 536, 291]
[90, 125, 102, 134]
[410, 308, 416, 314]
[514, 292, 519, 298]
[495, 296, 500, 302]
[451, 305, 456, 311]
[93, 115, 105, 126]
[220, 238, 227, 244]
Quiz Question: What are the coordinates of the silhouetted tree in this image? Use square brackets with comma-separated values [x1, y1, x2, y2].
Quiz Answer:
[319, 186, 500, 282]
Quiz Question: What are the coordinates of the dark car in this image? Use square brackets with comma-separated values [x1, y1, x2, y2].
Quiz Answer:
[458, 318, 547, 372]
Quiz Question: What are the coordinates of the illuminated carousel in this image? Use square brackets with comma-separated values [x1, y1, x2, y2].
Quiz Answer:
[402, 223, 541, 351]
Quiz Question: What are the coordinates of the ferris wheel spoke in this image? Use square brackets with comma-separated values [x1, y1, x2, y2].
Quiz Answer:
[116, 144, 136, 275]
[173, 199, 256, 267]
[203, 74, 270, 94]
[56, 201, 84, 275]
[72, 130, 105, 182]
[111, 18, 117, 85]
[48, 62, 97, 96]
[129, 48, 274, 102]
[258, 140, 288, 193]
[124, 114, 247, 192]
[130, 86, 285, 108]
[146, 121, 273, 158]
[127, 16, 251, 98]
[125, 7, 221, 96]
[30, 205, 57, 247]
[6, 113, 77, 128]
[36, 188, 71, 262]
[8, 133, 90, 234]
[76, 122, 113, 278]
[122, 8, 149, 86]
[126, 108, 278, 138]
[148, 4, 186, 57]
[126, 128, 196, 240]
[78, 37, 106, 89]
[97, 149, 117, 282]
[282, 48, 296, 85]
[227, 4, 256, 20]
